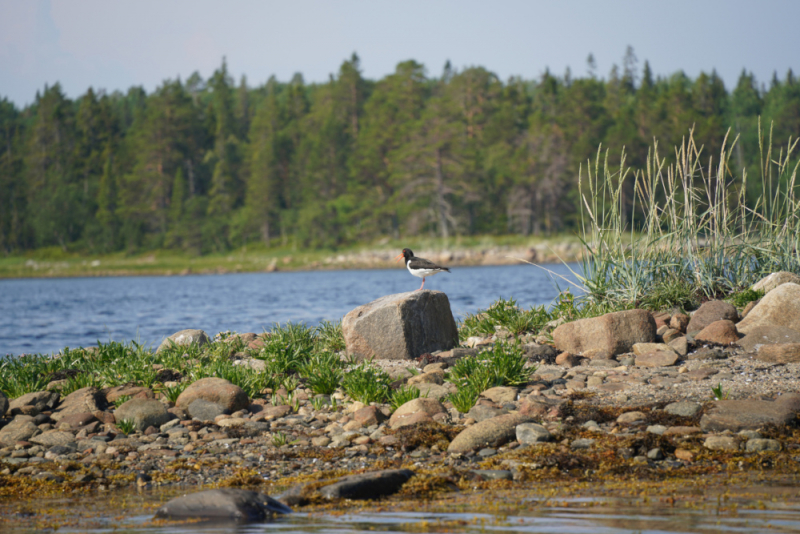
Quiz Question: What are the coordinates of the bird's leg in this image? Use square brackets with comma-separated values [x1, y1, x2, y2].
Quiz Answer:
[417, 277, 426, 291]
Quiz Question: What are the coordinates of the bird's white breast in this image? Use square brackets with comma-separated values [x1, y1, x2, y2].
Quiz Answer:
[407, 264, 442, 278]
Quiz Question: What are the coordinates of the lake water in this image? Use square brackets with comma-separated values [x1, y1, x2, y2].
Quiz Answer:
[0, 263, 582, 356]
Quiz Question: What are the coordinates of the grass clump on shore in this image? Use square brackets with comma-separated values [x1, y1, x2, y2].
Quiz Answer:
[446, 341, 533, 413]
[576, 122, 799, 311]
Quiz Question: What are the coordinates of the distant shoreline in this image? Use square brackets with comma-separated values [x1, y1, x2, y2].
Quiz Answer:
[0, 238, 585, 280]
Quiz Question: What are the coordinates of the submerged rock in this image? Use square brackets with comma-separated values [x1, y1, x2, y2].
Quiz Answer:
[342, 291, 459, 360]
[278, 469, 415, 506]
[154, 488, 291, 522]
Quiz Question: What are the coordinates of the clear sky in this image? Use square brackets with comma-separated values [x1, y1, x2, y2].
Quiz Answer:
[1, 0, 799, 107]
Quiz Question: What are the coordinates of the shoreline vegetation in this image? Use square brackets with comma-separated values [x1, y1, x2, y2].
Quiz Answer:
[0, 235, 584, 280]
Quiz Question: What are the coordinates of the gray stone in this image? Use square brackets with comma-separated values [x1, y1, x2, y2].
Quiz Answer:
[745, 438, 782, 453]
[617, 411, 646, 424]
[8, 391, 60, 415]
[447, 413, 533, 452]
[635, 351, 679, 367]
[0, 419, 39, 445]
[664, 401, 702, 418]
[668, 336, 689, 357]
[30, 431, 76, 448]
[154, 488, 292, 522]
[481, 386, 518, 405]
[115, 398, 171, 432]
[736, 283, 800, 335]
[738, 325, 800, 353]
[516, 422, 552, 444]
[704, 435, 739, 451]
[176, 378, 250, 413]
[389, 398, 447, 429]
[343, 291, 459, 360]
[553, 309, 656, 357]
[571, 438, 595, 450]
[523, 343, 557, 363]
[647, 425, 667, 435]
[188, 399, 228, 421]
[687, 300, 738, 335]
[470, 469, 513, 480]
[700, 393, 800, 432]
[409, 383, 452, 401]
[156, 329, 210, 354]
[647, 448, 664, 460]
[757, 343, 800, 364]
[51, 387, 105, 422]
[752, 272, 800, 293]
[467, 404, 507, 423]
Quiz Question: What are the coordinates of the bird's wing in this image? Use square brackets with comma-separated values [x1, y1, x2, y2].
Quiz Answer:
[409, 257, 446, 270]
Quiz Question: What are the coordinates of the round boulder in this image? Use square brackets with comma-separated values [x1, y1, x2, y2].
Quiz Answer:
[176, 378, 250, 413]
[389, 398, 447, 429]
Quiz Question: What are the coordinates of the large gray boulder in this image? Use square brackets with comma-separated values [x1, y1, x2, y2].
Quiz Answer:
[155, 489, 291, 522]
[115, 398, 171, 431]
[686, 300, 738, 335]
[753, 272, 800, 294]
[156, 329, 210, 353]
[552, 309, 656, 356]
[176, 378, 249, 413]
[343, 291, 459, 360]
[736, 283, 800, 335]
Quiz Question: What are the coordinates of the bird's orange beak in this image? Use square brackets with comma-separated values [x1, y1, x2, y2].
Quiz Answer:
[394, 253, 404, 262]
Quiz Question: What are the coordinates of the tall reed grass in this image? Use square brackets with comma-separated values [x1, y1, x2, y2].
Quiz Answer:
[577, 120, 799, 310]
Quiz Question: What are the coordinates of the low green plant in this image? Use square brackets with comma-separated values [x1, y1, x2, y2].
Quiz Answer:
[310, 395, 330, 411]
[640, 276, 698, 312]
[298, 352, 344, 395]
[61, 372, 104, 395]
[728, 288, 765, 308]
[342, 362, 392, 404]
[315, 320, 346, 352]
[160, 383, 188, 403]
[116, 419, 136, 435]
[389, 385, 423, 411]
[271, 431, 296, 447]
[711, 383, 728, 401]
[113, 395, 132, 408]
[447, 386, 481, 413]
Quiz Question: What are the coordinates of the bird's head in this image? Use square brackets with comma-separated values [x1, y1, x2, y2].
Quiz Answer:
[394, 248, 414, 262]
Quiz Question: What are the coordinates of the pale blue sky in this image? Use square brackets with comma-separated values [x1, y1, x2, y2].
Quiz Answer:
[1, 0, 799, 107]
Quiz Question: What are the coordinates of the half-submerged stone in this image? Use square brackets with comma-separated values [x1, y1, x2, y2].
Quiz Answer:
[277, 469, 415, 506]
[154, 488, 292, 523]
[343, 291, 459, 360]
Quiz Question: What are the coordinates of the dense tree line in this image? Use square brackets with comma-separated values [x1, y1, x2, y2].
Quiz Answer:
[1, 50, 799, 254]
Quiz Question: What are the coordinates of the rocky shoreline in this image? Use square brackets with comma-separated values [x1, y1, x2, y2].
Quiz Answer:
[2, 274, 800, 527]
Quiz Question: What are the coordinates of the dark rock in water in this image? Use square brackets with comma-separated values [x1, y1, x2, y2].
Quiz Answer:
[154, 488, 292, 522]
[278, 469, 415, 506]
[188, 398, 228, 421]
[342, 291, 459, 360]
[700, 393, 800, 432]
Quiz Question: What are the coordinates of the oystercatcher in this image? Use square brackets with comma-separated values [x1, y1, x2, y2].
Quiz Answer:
[395, 248, 451, 290]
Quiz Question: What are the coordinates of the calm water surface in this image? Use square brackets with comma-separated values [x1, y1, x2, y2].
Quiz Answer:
[0, 263, 581, 356]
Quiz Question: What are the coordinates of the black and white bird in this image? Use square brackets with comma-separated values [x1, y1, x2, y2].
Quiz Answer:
[394, 248, 451, 290]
